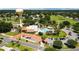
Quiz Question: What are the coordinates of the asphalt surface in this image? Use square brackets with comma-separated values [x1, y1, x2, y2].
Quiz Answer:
[2, 37, 44, 51]
[60, 48, 79, 51]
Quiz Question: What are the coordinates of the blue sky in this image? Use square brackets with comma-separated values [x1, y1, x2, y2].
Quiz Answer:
[0, 8, 79, 10]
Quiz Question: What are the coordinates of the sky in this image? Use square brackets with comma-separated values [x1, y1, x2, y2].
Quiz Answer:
[0, 8, 79, 10]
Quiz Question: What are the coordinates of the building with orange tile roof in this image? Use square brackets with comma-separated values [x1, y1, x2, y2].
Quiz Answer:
[13, 33, 43, 43]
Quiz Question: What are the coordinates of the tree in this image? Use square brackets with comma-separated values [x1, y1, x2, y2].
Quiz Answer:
[59, 23, 65, 29]
[38, 32, 43, 36]
[11, 41, 15, 46]
[0, 40, 2, 44]
[65, 39, 77, 48]
[73, 22, 79, 33]
[39, 18, 49, 27]
[51, 20, 60, 35]
[0, 21, 13, 33]
[16, 44, 20, 47]
[17, 26, 21, 33]
[63, 21, 70, 27]
[53, 40, 63, 49]
[22, 18, 36, 25]
[26, 40, 28, 42]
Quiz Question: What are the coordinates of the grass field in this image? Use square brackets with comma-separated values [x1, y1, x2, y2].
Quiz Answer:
[50, 15, 77, 25]
[0, 48, 4, 51]
[0, 35, 4, 39]
[18, 45, 33, 51]
[18, 38, 26, 42]
[6, 42, 34, 51]
[6, 32, 19, 36]
[42, 31, 67, 38]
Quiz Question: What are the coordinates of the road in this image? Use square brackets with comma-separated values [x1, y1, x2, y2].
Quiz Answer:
[62, 27, 77, 39]
[60, 48, 79, 51]
[2, 37, 44, 51]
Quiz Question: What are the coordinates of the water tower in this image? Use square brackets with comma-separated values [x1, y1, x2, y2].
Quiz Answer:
[16, 9, 23, 27]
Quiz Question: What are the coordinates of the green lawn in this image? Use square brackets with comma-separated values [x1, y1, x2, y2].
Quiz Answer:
[6, 32, 19, 36]
[76, 43, 79, 48]
[50, 15, 77, 25]
[0, 35, 4, 39]
[18, 45, 33, 51]
[0, 48, 5, 51]
[42, 31, 67, 38]
[6, 42, 34, 51]
[18, 38, 27, 42]
[44, 46, 57, 51]
[62, 45, 69, 49]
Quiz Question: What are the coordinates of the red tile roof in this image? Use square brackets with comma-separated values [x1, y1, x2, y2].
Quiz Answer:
[13, 33, 42, 42]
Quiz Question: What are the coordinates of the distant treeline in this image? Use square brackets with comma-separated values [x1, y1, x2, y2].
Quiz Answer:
[0, 10, 79, 18]
[24, 10, 79, 13]
[0, 10, 79, 13]
[0, 10, 15, 13]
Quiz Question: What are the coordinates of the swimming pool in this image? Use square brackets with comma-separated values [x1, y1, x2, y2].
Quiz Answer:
[38, 28, 50, 33]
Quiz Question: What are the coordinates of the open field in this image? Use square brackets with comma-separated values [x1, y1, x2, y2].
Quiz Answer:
[6, 42, 34, 51]
[50, 15, 77, 25]
[42, 31, 67, 38]
[6, 32, 19, 36]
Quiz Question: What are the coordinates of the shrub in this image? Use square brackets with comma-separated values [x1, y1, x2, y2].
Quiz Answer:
[26, 40, 28, 42]
[63, 21, 70, 27]
[53, 40, 63, 49]
[65, 39, 77, 48]
[16, 44, 20, 47]
[59, 23, 65, 29]
[0, 40, 2, 44]
[73, 22, 79, 33]
[38, 32, 43, 36]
